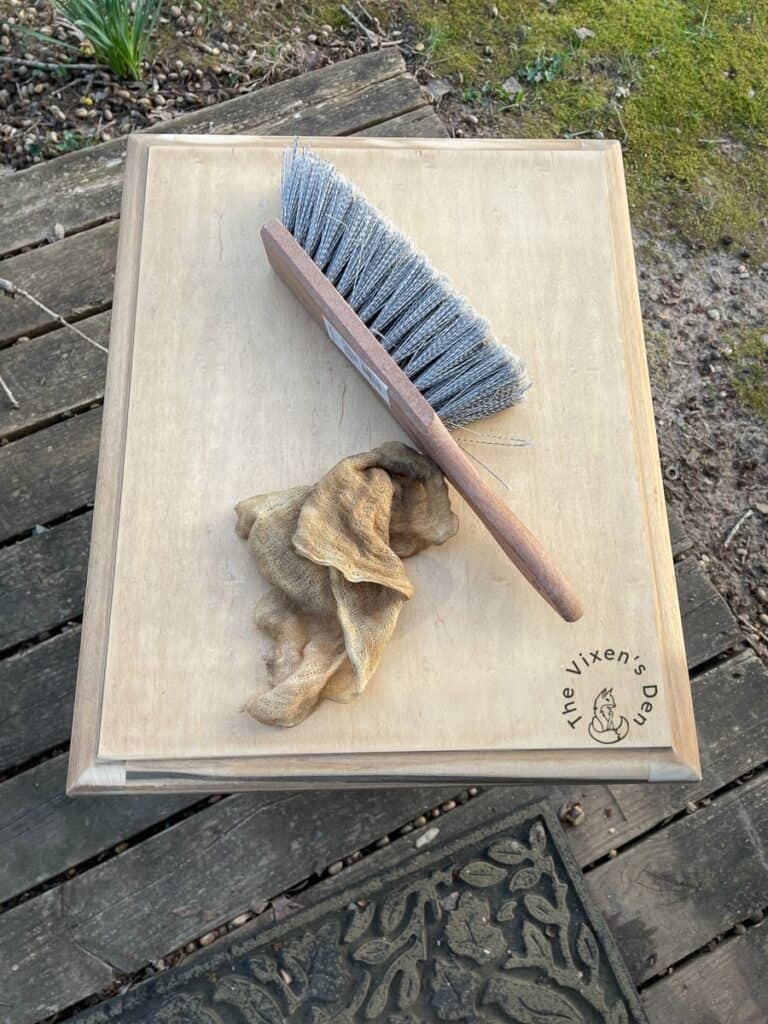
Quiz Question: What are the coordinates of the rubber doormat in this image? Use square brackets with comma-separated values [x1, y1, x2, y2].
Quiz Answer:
[71, 802, 646, 1023]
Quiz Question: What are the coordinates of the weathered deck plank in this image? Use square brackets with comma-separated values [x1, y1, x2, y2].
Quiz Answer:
[0, 50, 420, 257]
[0, 222, 117, 348]
[0, 311, 111, 442]
[563, 650, 767, 865]
[0, 629, 80, 773]
[589, 773, 768, 984]
[0, 755, 199, 904]
[677, 555, 741, 668]
[3, 766, 764, 1021]
[642, 924, 768, 1024]
[0, 513, 90, 654]
[0, 786, 459, 1023]
[667, 507, 693, 560]
[0, 407, 100, 541]
[358, 104, 447, 136]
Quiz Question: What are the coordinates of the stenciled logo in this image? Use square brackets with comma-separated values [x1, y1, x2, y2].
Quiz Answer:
[587, 687, 629, 744]
[560, 646, 660, 746]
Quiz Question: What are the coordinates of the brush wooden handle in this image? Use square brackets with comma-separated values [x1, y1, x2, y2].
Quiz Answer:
[262, 219, 583, 623]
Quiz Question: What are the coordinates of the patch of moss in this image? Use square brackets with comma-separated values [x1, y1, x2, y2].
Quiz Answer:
[728, 328, 768, 423]
[374, 0, 768, 255]
[644, 326, 671, 378]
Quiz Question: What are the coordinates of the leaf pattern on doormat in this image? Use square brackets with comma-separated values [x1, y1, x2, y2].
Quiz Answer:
[69, 806, 646, 1024]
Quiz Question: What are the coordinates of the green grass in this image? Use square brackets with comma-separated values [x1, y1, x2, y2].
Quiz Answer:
[373, 0, 768, 256]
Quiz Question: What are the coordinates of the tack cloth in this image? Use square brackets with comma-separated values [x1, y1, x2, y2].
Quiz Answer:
[235, 442, 458, 727]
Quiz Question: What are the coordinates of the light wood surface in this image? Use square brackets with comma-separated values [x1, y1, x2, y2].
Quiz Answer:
[68, 135, 699, 791]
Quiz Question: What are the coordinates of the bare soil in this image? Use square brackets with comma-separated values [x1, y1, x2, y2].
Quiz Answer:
[638, 238, 767, 656]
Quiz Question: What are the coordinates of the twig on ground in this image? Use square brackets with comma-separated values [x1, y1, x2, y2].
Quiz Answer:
[724, 509, 754, 549]
[340, 4, 379, 46]
[613, 102, 629, 144]
[737, 613, 768, 647]
[48, 74, 87, 98]
[0, 55, 102, 71]
[0, 371, 19, 409]
[355, 0, 382, 34]
[0, 278, 109, 354]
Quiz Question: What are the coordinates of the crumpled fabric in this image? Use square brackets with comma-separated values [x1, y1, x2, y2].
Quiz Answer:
[235, 442, 458, 727]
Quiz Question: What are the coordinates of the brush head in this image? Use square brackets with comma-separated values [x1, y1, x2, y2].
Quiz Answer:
[280, 143, 529, 430]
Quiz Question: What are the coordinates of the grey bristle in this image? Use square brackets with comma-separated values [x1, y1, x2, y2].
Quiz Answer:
[281, 142, 529, 429]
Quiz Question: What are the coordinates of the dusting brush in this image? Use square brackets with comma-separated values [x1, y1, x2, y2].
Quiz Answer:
[261, 142, 582, 622]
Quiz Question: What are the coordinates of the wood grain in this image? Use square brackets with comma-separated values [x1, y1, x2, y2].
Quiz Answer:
[589, 772, 768, 983]
[66, 131, 149, 793]
[0, 513, 90, 654]
[0, 310, 111, 442]
[357, 104, 447, 137]
[0, 754, 198, 903]
[0, 629, 80, 772]
[0, 221, 117, 348]
[666, 508, 693, 560]
[0, 785, 457, 1022]
[0, 408, 100, 541]
[69, 136, 696, 787]
[676, 555, 741, 667]
[642, 924, 768, 1024]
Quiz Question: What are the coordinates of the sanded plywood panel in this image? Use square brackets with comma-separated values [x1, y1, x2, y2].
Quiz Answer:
[69, 136, 698, 790]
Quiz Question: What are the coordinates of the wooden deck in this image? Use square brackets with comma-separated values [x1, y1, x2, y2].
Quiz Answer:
[0, 49, 766, 1023]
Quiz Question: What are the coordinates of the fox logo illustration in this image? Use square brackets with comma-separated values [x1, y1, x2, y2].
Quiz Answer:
[588, 687, 629, 744]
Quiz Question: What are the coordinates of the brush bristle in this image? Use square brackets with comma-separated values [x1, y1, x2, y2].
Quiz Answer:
[280, 142, 529, 429]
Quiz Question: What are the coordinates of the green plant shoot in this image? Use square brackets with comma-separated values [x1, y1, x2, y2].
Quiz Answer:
[50, 0, 163, 80]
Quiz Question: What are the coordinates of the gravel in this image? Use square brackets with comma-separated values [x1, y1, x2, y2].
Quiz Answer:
[0, 0, 372, 171]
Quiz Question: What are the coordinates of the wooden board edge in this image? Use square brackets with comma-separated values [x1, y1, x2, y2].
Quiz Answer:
[600, 141, 701, 782]
[67, 759, 127, 794]
[66, 135, 152, 794]
[66, 746, 685, 794]
[111, 135, 619, 153]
